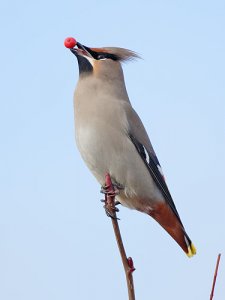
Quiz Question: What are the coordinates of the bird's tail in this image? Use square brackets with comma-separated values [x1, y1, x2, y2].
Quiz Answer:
[183, 232, 197, 258]
[148, 203, 196, 257]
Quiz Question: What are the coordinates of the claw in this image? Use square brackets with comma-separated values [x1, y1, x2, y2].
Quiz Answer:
[103, 205, 120, 220]
[101, 182, 123, 196]
[100, 185, 109, 194]
[100, 199, 119, 212]
[101, 174, 123, 220]
[115, 182, 124, 190]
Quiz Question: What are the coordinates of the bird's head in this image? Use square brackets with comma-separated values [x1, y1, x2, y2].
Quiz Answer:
[70, 41, 139, 79]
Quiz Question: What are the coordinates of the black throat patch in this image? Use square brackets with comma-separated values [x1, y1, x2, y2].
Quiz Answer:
[76, 55, 93, 75]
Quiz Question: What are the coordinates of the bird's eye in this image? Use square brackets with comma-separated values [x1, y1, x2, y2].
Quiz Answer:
[97, 54, 107, 60]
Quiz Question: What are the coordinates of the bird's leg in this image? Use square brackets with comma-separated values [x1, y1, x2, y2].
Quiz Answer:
[101, 174, 122, 219]
[100, 182, 123, 197]
[101, 194, 120, 219]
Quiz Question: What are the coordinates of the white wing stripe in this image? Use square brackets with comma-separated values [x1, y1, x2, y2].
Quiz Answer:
[143, 145, 150, 164]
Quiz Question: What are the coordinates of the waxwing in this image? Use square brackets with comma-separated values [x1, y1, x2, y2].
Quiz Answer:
[68, 41, 196, 257]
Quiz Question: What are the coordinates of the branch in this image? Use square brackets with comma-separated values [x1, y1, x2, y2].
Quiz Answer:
[210, 253, 221, 300]
[103, 173, 136, 300]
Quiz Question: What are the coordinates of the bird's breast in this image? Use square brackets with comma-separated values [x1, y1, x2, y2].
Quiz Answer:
[74, 95, 129, 184]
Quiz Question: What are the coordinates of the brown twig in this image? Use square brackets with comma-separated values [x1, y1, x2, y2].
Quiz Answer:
[103, 173, 136, 300]
[210, 253, 221, 300]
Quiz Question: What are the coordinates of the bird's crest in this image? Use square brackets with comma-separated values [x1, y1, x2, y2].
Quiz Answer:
[91, 47, 140, 62]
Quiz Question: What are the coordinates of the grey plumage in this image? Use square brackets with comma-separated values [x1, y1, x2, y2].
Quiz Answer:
[74, 59, 160, 209]
[69, 42, 196, 257]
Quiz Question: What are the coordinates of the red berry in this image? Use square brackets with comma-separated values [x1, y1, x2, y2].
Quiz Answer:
[64, 37, 77, 48]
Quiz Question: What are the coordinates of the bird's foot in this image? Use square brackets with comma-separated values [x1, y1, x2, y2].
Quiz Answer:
[100, 182, 123, 198]
[101, 174, 123, 220]
[104, 205, 120, 220]
[100, 199, 120, 219]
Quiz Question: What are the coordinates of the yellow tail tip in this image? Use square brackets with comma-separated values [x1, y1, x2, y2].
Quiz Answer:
[186, 243, 197, 258]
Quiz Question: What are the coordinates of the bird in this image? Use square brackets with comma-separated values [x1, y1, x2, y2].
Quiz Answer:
[68, 40, 196, 257]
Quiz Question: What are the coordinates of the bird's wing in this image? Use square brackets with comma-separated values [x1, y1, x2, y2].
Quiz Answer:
[124, 103, 183, 225]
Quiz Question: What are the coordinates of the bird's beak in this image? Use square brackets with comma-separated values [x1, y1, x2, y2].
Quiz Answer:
[70, 42, 96, 59]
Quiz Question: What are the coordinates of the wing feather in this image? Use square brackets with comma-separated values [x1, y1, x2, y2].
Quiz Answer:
[123, 102, 183, 225]
[129, 134, 183, 226]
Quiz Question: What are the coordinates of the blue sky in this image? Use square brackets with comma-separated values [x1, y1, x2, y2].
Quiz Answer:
[1, 0, 225, 299]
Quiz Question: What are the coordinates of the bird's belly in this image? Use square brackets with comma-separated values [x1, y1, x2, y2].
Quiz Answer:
[75, 124, 111, 184]
[75, 122, 164, 210]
